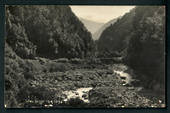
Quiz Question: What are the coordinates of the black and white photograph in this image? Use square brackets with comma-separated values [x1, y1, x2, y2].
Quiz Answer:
[4, 5, 165, 108]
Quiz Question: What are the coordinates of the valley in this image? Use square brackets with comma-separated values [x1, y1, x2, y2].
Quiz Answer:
[11, 58, 165, 108]
[4, 5, 165, 108]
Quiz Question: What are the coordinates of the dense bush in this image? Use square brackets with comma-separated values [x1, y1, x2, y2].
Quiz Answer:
[4, 91, 18, 108]
[97, 8, 135, 55]
[97, 6, 165, 90]
[6, 5, 95, 59]
[23, 60, 44, 73]
[126, 6, 165, 89]
[46, 62, 70, 72]
[5, 44, 26, 107]
[6, 7, 36, 59]
[5, 5, 95, 106]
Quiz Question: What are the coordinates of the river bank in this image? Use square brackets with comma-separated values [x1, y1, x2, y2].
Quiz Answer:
[14, 59, 165, 108]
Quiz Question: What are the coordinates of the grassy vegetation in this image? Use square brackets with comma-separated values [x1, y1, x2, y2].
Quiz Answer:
[5, 51, 165, 108]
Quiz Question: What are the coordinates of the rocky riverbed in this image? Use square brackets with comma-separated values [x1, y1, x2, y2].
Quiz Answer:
[16, 60, 165, 108]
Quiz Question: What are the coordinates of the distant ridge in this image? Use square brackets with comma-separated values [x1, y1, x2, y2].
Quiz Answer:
[80, 18, 104, 35]
[92, 17, 121, 40]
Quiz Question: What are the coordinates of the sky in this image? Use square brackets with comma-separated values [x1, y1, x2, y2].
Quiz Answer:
[70, 6, 135, 23]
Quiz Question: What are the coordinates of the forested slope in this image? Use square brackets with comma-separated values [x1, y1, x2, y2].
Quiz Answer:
[6, 5, 94, 59]
[97, 6, 165, 90]
[5, 5, 95, 107]
[126, 6, 165, 89]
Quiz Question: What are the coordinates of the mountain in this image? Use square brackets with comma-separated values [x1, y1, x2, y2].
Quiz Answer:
[97, 8, 135, 55]
[4, 5, 165, 108]
[80, 18, 104, 34]
[6, 5, 95, 59]
[97, 6, 165, 89]
[5, 5, 95, 107]
[92, 17, 120, 40]
[126, 6, 165, 89]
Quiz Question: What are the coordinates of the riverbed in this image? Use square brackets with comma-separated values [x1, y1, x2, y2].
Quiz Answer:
[21, 63, 165, 108]
[62, 64, 139, 103]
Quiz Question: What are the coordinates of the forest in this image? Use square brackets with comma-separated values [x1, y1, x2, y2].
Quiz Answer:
[5, 5, 165, 108]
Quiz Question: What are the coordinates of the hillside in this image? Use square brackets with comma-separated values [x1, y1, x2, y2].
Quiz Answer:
[97, 6, 165, 91]
[5, 5, 95, 107]
[97, 8, 135, 55]
[93, 17, 119, 40]
[126, 6, 165, 90]
[4, 5, 165, 108]
[80, 18, 104, 34]
[6, 6, 95, 59]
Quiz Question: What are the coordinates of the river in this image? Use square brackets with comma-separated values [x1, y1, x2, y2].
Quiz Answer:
[62, 64, 139, 103]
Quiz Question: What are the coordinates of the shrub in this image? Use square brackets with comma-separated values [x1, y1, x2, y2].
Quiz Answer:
[23, 71, 35, 80]
[24, 60, 43, 73]
[47, 62, 69, 72]
[5, 79, 13, 91]
[5, 91, 18, 108]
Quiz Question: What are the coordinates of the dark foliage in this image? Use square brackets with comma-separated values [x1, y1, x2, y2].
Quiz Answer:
[126, 6, 165, 89]
[97, 8, 135, 56]
[6, 5, 95, 59]
[5, 5, 95, 107]
[97, 6, 165, 90]
[4, 5, 165, 108]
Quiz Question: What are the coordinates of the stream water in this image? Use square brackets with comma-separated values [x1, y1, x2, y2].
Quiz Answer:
[63, 87, 93, 103]
[62, 64, 137, 103]
[21, 64, 164, 108]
